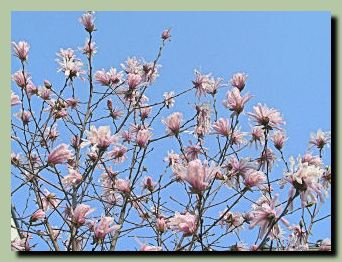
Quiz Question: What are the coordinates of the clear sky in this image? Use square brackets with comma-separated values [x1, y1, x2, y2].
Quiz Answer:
[11, 11, 331, 250]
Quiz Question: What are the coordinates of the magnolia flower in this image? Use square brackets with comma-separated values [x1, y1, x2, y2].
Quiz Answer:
[319, 238, 331, 251]
[250, 126, 264, 149]
[161, 28, 171, 40]
[62, 169, 82, 187]
[271, 130, 287, 150]
[56, 48, 84, 79]
[30, 209, 45, 222]
[164, 150, 181, 166]
[309, 129, 331, 150]
[162, 112, 183, 135]
[156, 217, 167, 233]
[11, 234, 31, 251]
[41, 189, 59, 211]
[127, 73, 142, 89]
[79, 12, 96, 32]
[257, 148, 276, 171]
[109, 145, 127, 163]
[115, 178, 131, 194]
[47, 143, 72, 165]
[71, 204, 94, 226]
[219, 211, 244, 231]
[249, 194, 289, 240]
[230, 128, 247, 147]
[140, 244, 162, 251]
[12, 41, 30, 61]
[194, 104, 211, 137]
[91, 217, 119, 241]
[12, 70, 30, 88]
[11, 92, 21, 106]
[168, 212, 197, 236]
[163, 91, 175, 108]
[184, 143, 203, 161]
[212, 118, 230, 136]
[248, 103, 285, 130]
[143, 176, 155, 191]
[38, 86, 52, 100]
[243, 169, 266, 188]
[95, 69, 111, 86]
[230, 72, 247, 91]
[80, 39, 97, 57]
[175, 159, 220, 193]
[85, 125, 117, 150]
[121, 130, 133, 143]
[44, 125, 59, 142]
[192, 70, 222, 97]
[223, 87, 252, 114]
[15, 110, 31, 125]
[301, 153, 323, 167]
[135, 128, 152, 148]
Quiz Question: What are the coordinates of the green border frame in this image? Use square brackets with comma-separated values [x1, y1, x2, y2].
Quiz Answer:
[1, 0, 339, 260]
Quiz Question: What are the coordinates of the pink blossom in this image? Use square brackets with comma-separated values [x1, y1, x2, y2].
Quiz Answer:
[12, 41, 30, 61]
[162, 112, 183, 135]
[121, 130, 133, 143]
[223, 87, 252, 114]
[140, 106, 152, 120]
[161, 28, 171, 40]
[71, 204, 94, 226]
[56, 48, 84, 79]
[95, 69, 111, 86]
[244, 169, 266, 188]
[163, 91, 175, 108]
[156, 217, 167, 233]
[248, 103, 285, 130]
[257, 148, 276, 171]
[62, 169, 82, 187]
[249, 195, 288, 239]
[127, 73, 142, 89]
[212, 118, 231, 136]
[66, 98, 79, 109]
[230, 72, 247, 91]
[11, 92, 21, 106]
[143, 176, 156, 191]
[319, 238, 331, 251]
[12, 70, 30, 88]
[80, 39, 97, 57]
[38, 86, 52, 100]
[164, 150, 181, 166]
[194, 104, 211, 137]
[309, 129, 331, 150]
[135, 128, 152, 148]
[11, 234, 31, 251]
[15, 110, 31, 125]
[47, 143, 73, 165]
[115, 178, 131, 194]
[41, 189, 59, 211]
[271, 130, 287, 150]
[250, 126, 264, 149]
[176, 159, 219, 193]
[92, 216, 119, 241]
[192, 70, 222, 97]
[85, 125, 117, 150]
[301, 153, 323, 167]
[219, 211, 244, 231]
[30, 209, 45, 222]
[109, 145, 127, 163]
[26, 81, 38, 97]
[140, 244, 162, 251]
[184, 143, 203, 161]
[44, 80, 52, 89]
[79, 12, 96, 32]
[230, 128, 247, 147]
[168, 212, 197, 236]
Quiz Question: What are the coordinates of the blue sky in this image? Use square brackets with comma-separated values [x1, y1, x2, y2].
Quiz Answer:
[11, 11, 331, 250]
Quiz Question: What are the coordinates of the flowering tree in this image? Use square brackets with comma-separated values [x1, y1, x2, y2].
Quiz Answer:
[11, 12, 332, 252]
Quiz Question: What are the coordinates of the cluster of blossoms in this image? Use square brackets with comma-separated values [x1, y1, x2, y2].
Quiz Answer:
[11, 12, 332, 252]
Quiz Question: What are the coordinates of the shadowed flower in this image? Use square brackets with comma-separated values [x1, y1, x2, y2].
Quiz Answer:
[143, 176, 156, 192]
[12, 41, 30, 61]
